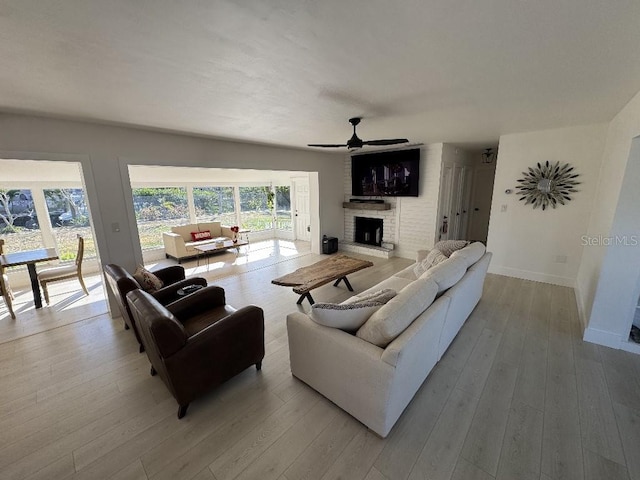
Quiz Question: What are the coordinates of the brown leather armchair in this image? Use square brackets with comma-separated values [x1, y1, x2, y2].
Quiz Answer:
[126, 286, 265, 418]
[104, 264, 207, 352]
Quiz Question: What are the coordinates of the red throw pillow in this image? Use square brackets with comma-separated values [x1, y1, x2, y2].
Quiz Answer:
[191, 230, 212, 241]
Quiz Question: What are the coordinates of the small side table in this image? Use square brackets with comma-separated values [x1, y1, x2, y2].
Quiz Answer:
[238, 229, 251, 243]
[177, 284, 204, 297]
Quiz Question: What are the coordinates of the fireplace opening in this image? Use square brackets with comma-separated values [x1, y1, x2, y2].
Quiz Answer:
[355, 216, 383, 247]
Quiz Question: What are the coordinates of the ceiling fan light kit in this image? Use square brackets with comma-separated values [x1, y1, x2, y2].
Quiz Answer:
[308, 117, 409, 150]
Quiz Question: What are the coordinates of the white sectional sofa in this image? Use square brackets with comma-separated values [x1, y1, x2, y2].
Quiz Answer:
[286, 242, 491, 437]
[162, 221, 234, 262]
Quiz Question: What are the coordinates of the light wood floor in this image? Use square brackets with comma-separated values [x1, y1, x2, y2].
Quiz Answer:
[1, 251, 640, 480]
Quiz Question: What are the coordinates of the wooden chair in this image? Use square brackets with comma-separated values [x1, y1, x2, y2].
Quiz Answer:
[0, 240, 15, 320]
[0, 262, 15, 319]
[0, 239, 15, 300]
[38, 235, 89, 305]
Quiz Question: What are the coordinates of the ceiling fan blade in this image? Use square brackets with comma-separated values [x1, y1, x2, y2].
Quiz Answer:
[307, 143, 348, 148]
[362, 138, 409, 146]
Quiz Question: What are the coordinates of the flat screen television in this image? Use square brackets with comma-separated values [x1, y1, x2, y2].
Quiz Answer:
[351, 148, 420, 197]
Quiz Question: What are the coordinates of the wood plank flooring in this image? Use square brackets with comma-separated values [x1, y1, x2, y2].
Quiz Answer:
[1, 245, 640, 480]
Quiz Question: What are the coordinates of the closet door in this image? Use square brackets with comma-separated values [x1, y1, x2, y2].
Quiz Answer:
[451, 165, 465, 239]
[459, 166, 473, 240]
[438, 165, 454, 241]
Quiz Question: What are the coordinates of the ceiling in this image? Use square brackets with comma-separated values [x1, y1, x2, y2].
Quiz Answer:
[1, 0, 639, 151]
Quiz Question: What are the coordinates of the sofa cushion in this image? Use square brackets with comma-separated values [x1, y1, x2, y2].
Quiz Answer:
[394, 264, 418, 281]
[420, 257, 467, 294]
[434, 240, 470, 257]
[342, 288, 397, 305]
[413, 249, 449, 277]
[171, 224, 194, 241]
[197, 222, 223, 237]
[352, 276, 413, 300]
[133, 265, 164, 293]
[356, 278, 438, 347]
[450, 242, 486, 269]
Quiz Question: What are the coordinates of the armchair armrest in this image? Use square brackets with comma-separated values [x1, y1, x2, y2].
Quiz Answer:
[151, 265, 186, 285]
[165, 286, 226, 319]
[151, 277, 208, 305]
[163, 232, 187, 259]
[189, 305, 264, 346]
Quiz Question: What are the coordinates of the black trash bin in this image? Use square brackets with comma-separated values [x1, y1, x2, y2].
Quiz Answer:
[322, 235, 338, 254]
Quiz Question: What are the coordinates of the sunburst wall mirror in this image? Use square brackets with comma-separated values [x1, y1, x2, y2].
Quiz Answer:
[516, 161, 580, 210]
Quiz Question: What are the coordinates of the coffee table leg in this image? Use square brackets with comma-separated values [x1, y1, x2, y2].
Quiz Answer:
[296, 292, 315, 305]
[333, 276, 354, 292]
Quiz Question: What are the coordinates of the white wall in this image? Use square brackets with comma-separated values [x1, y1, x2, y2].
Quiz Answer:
[583, 137, 640, 350]
[486, 124, 607, 286]
[343, 144, 443, 260]
[0, 113, 344, 273]
[577, 89, 640, 327]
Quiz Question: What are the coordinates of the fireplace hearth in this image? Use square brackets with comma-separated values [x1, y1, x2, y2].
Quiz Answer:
[355, 216, 383, 247]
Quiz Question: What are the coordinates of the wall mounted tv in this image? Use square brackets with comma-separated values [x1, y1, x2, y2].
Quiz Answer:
[351, 148, 420, 197]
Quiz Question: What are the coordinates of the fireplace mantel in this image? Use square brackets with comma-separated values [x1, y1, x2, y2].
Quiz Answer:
[342, 202, 391, 211]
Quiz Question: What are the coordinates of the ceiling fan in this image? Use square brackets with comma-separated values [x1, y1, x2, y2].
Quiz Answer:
[308, 117, 409, 149]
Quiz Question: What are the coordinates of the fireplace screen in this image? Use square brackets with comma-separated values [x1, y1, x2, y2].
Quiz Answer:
[355, 216, 383, 246]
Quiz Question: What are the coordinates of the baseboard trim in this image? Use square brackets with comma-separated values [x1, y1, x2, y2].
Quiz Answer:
[487, 265, 574, 287]
[620, 339, 640, 355]
[583, 326, 623, 349]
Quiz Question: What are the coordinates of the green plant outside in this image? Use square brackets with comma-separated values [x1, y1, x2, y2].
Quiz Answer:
[0, 226, 96, 265]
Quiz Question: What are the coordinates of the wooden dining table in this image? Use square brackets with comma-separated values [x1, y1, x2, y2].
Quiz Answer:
[0, 248, 59, 309]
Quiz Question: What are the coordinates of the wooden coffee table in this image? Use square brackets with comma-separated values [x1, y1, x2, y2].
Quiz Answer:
[272, 254, 373, 305]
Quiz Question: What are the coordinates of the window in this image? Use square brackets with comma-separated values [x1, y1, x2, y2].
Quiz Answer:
[193, 187, 236, 226]
[44, 188, 96, 261]
[132, 187, 188, 250]
[0, 188, 42, 253]
[239, 186, 273, 231]
[275, 186, 292, 231]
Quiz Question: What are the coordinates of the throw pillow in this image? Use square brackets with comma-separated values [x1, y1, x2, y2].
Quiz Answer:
[311, 301, 383, 331]
[191, 230, 212, 241]
[433, 240, 470, 257]
[351, 288, 397, 304]
[449, 242, 486, 268]
[419, 258, 467, 293]
[133, 265, 164, 293]
[413, 257, 429, 277]
[413, 248, 448, 277]
[356, 278, 438, 347]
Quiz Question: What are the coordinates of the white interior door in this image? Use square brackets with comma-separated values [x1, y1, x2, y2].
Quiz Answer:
[459, 167, 474, 240]
[438, 165, 453, 241]
[292, 178, 311, 242]
[451, 165, 465, 239]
